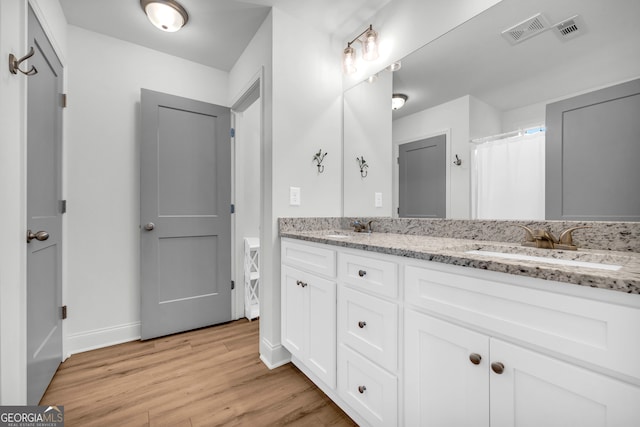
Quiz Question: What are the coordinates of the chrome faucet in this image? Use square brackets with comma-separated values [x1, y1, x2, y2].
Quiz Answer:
[352, 220, 375, 233]
[516, 225, 590, 250]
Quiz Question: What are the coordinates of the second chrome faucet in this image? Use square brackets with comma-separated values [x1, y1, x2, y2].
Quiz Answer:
[517, 225, 590, 250]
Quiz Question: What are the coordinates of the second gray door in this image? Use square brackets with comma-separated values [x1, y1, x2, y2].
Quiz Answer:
[399, 135, 446, 218]
[140, 89, 231, 340]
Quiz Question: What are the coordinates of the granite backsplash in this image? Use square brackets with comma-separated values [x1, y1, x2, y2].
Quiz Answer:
[278, 217, 640, 253]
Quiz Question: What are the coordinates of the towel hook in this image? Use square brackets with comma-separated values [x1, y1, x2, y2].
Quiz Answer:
[356, 156, 368, 178]
[313, 149, 328, 173]
[9, 47, 38, 76]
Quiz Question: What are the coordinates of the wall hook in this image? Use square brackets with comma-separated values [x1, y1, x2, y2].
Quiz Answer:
[9, 47, 38, 76]
[356, 156, 368, 178]
[313, 149, 328, 173]
[453, 154, 462, 166]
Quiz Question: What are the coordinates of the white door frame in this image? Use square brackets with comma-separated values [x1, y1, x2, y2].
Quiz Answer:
[230, 67, 263, 320]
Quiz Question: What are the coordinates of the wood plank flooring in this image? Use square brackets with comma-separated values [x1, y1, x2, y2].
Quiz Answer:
[41, 319, 357, 426]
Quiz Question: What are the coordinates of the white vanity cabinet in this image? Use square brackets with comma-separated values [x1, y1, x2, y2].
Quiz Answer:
[280, 236, 640, 426]
[337, 251, 399, 427]
[404, 261, 640, 427]
[281, 239, 337, 389]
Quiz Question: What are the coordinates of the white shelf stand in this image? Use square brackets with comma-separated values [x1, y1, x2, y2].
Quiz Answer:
[244, 237, 260, 320]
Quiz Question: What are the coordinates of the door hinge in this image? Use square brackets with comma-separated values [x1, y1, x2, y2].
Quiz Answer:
[397, 207, 400, 214]
[61, 305, 67, 320]
[230, 204, 235, 214]
[61, 93, 67, 108]
[230, 128, 235, 138]
[59, 199, 67, 214]
[231, 280, 235, 290]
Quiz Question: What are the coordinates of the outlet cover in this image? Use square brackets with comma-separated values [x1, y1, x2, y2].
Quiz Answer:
[290, 187, 301, 206]
[375, 192, 383, 207]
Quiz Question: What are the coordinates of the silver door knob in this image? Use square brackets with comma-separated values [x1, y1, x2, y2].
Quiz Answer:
[27, 230, 49, 243]
[144, 222, 155, 231]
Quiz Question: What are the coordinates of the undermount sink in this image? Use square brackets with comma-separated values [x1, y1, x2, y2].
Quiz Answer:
[324, 232, 351, 239]
[463, 244, 626, 271]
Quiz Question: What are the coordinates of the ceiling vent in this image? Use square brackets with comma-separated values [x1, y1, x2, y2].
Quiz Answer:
[501, 13, 550, 45]
[553, 15, 585, 40]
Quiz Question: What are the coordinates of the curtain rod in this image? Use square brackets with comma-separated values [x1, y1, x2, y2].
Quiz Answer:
[470, 125, 545, 144]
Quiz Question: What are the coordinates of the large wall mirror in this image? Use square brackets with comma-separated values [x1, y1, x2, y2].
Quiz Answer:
[343, 0, 640, 220]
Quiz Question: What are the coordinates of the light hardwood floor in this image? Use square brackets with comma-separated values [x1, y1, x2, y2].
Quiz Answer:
[41, 319, 356, 426]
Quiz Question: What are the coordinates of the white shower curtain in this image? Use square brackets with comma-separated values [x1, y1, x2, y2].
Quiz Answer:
[472, 132, 545, 220]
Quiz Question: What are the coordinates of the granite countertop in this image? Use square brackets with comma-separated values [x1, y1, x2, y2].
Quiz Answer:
[280, 229, 640, 295]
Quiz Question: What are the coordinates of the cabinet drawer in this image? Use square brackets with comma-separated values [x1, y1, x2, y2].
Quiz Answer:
[338, 252, 398, 298]
[339, 286, 398, 372]
[338, 344, 397, 427]
[281, 239, 336, 278]
[405, 262, 640, 381]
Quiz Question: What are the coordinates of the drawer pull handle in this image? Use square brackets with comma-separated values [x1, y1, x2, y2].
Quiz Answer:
[358, 385, 366, 394]
[491, 362, 505, 375]
[358, 321, 367, 328]
[469, 353, 482, 365]
[358, 269, 367, 277]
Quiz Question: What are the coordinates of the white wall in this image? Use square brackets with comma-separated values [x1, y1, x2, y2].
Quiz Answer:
[0, 0, 67, 405]
[342, 0, 502, 90]
[393, 95, 470, 218]
[64, 25, 229, 355]
[344, 71, 393, 216]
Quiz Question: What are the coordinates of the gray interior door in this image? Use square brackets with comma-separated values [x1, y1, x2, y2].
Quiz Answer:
[26, 5, 64, 404]
[140, 89, 231, 340]
[546, 78, 640, 221]
[399, 135, 446, 218]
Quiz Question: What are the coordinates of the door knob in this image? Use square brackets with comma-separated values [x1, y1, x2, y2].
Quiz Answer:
[144, 222, 155, 231]
[26, 230, 49, 243]
[491, 362, 505, 374]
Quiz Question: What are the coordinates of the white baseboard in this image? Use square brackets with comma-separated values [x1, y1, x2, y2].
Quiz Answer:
[259, 337, 290, 369]
[65, 322, 140, 357]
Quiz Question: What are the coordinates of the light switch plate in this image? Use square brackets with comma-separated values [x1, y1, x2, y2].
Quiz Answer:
[375, 192, 383, 207]
[290, 187, 301, 206]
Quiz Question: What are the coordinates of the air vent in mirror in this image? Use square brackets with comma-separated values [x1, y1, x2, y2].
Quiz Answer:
[501, 13, 550, 45]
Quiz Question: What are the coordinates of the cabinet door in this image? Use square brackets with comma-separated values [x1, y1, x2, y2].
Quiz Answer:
[490, 339, 640, 427]
[281, 265, 308, 359]
[405, 310, 490, 427]
[307, 272, 337, 388]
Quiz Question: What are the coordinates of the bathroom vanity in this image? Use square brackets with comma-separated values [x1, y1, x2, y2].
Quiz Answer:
[280, 219, 640, 427]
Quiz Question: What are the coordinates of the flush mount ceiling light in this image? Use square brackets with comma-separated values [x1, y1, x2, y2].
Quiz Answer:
[342, 25, 379, 75]
[141, 0, 189, 32]
[392, 93, 408, 110]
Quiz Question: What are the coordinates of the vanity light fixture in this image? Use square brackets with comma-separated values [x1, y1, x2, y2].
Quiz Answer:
[392, 93, 408, 110]
[342, 25, 379, 74]
[140, 0, 189, 32]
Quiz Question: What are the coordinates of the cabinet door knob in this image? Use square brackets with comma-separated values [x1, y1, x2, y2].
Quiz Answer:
[491, 362, 505, 374]
[358, 321, 367, 328]
[358, 385, 366, 394]
[296, 280, 302, 286]
[469, 353, 482, 365]
[358, 269, 367, 277]
[300, 282, 307, 288]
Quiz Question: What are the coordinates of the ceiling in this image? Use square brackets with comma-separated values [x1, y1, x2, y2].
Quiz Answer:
[391, 0, 640, 119]
[59, 0, 393, 72]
